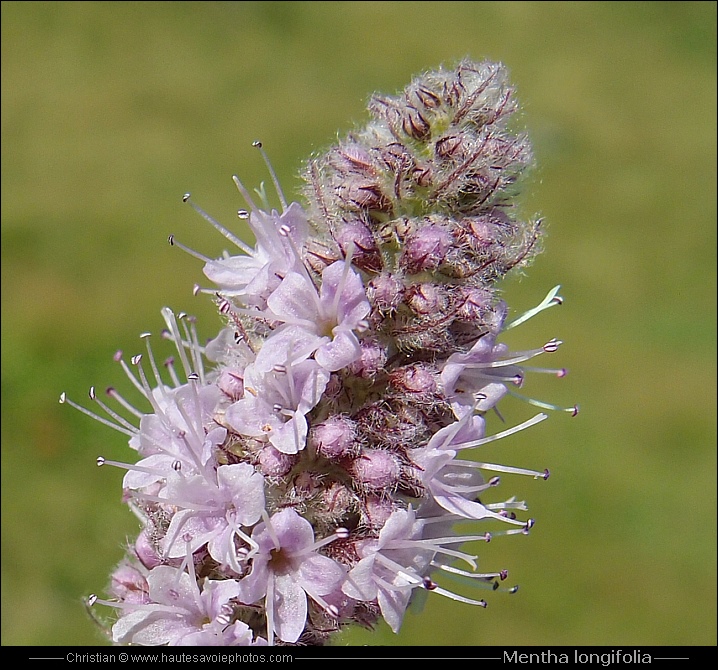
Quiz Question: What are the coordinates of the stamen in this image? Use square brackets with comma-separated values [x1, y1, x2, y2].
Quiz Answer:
[59, 392, 135, 437]
[484, 497, 529, 512]
[131, 354, 168, 419]
[232, 175, 259, 212]
[167, 234, 211, 262]
[542, 338, 562, 353]
[253, 140, 288, 212]
[116, 353, 146, 397]
[89, 386, 138, 433]
[266, 571, 275, 647]
[459, 460, 549, 479]
[106, 387, 144, 419]
[431, 562, 504, 581]
[161, 308, 194, 381]
[96, 456, 167, 478]
[163, 357, 181, 388]
[507, 390, 579, 415]
[505, 285, 563, 330]
[140, 333, 166, 393]
[331, 252, 355, 322]
[180, 316, 206, 385]
[452, 413, 548, 450]
[182, 193, 253, 254]
[299, 527, 350, 556]
[463, 343, 557, 369]
[522, 365, 568, 377]
[262, 510, 281, 551]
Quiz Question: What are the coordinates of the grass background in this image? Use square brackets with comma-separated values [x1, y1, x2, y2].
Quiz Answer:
[2, 1, 715, 647]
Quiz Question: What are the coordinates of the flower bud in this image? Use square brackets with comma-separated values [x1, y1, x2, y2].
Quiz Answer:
[456, 286, 494, 322]
[404, 282, 448, 316]
[352, 449, 401, 490]
[347, 338, 388, 380]
[216, 369, 244, 400]
[134, 529, 162, 569]
[362, 496, 396, 530]
[338, 180, 392, 214]
[258, 444, 297, 477]
[368, 273, 404, 312]
[109, 562, 149, 604]
[401, 222, 454, 273]
[332, 219, 382, 272]
[389, 363, 438, 395]
[309, 416, 358, 459]
[327, 143, 375, 177]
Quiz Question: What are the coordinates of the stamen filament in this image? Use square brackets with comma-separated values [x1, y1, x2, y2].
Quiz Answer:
[59, 393, 135, 436]
[183, 194, 253, 254]
[253, 140, 288, 212]
[167, 234, 211, 262]
[505, 285, 563, 330]
[452, 413, 548, 450]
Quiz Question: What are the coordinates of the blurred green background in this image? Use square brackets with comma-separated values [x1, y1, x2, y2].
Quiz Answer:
[2, 1, 715, 647]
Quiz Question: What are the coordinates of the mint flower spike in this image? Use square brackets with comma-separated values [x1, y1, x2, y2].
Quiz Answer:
[73, 60, 574, 646]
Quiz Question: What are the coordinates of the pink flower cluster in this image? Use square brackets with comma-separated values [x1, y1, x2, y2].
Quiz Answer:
[66, 60, 575, 646]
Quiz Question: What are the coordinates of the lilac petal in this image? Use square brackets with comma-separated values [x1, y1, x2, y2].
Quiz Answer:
[433, 489, 503, 521]
[216, 463, 265, 526]
[293, 361, 330, 411]
[202, 426, 227, 466]
[269, 413, 308, 455]
[206, 524, 243, 569]
[201, 578, 242, 618]
[237, 555, 270, 605]
[251, 204, 308, 258]
[426, 414, 485, 451]
[273, 573, 308, 643]
[267, 272, 320, 324]
[315, 330, 361, 371]
[114, 610, 196, 646]
[377, 583, 413, 634]
[203, 255, 266, 290]
[320, 261, 370, 325]
[147, 566, 198, 609]
[252, 327, 324, 375]
[271, 508, 315, 551]
[378, 509, 418, 547]
[163, 509, 223, 558]
[224, 395, 268, 439]
[122, 453, 172, 489]
[342, 556, 379, 601]
[297, 553, 346, 598]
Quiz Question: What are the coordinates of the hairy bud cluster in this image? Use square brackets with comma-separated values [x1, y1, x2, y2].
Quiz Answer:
[67, 60, 574, 647]
[304, 59, 541, 355]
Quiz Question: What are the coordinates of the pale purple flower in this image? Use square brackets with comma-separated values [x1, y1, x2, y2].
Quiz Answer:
[112, 566, 265, 646]
[237, 508, 346, 644]
[123, 385, 227, 491]
[225, 353, 329, 455]
[203, 202, 309, 308]
[440, 335, 512, 418]
[161, 462, 266, 572]
[342, 507, 490, 633]
[411, 412, 548, 522]
[266, 260, 370, 371]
